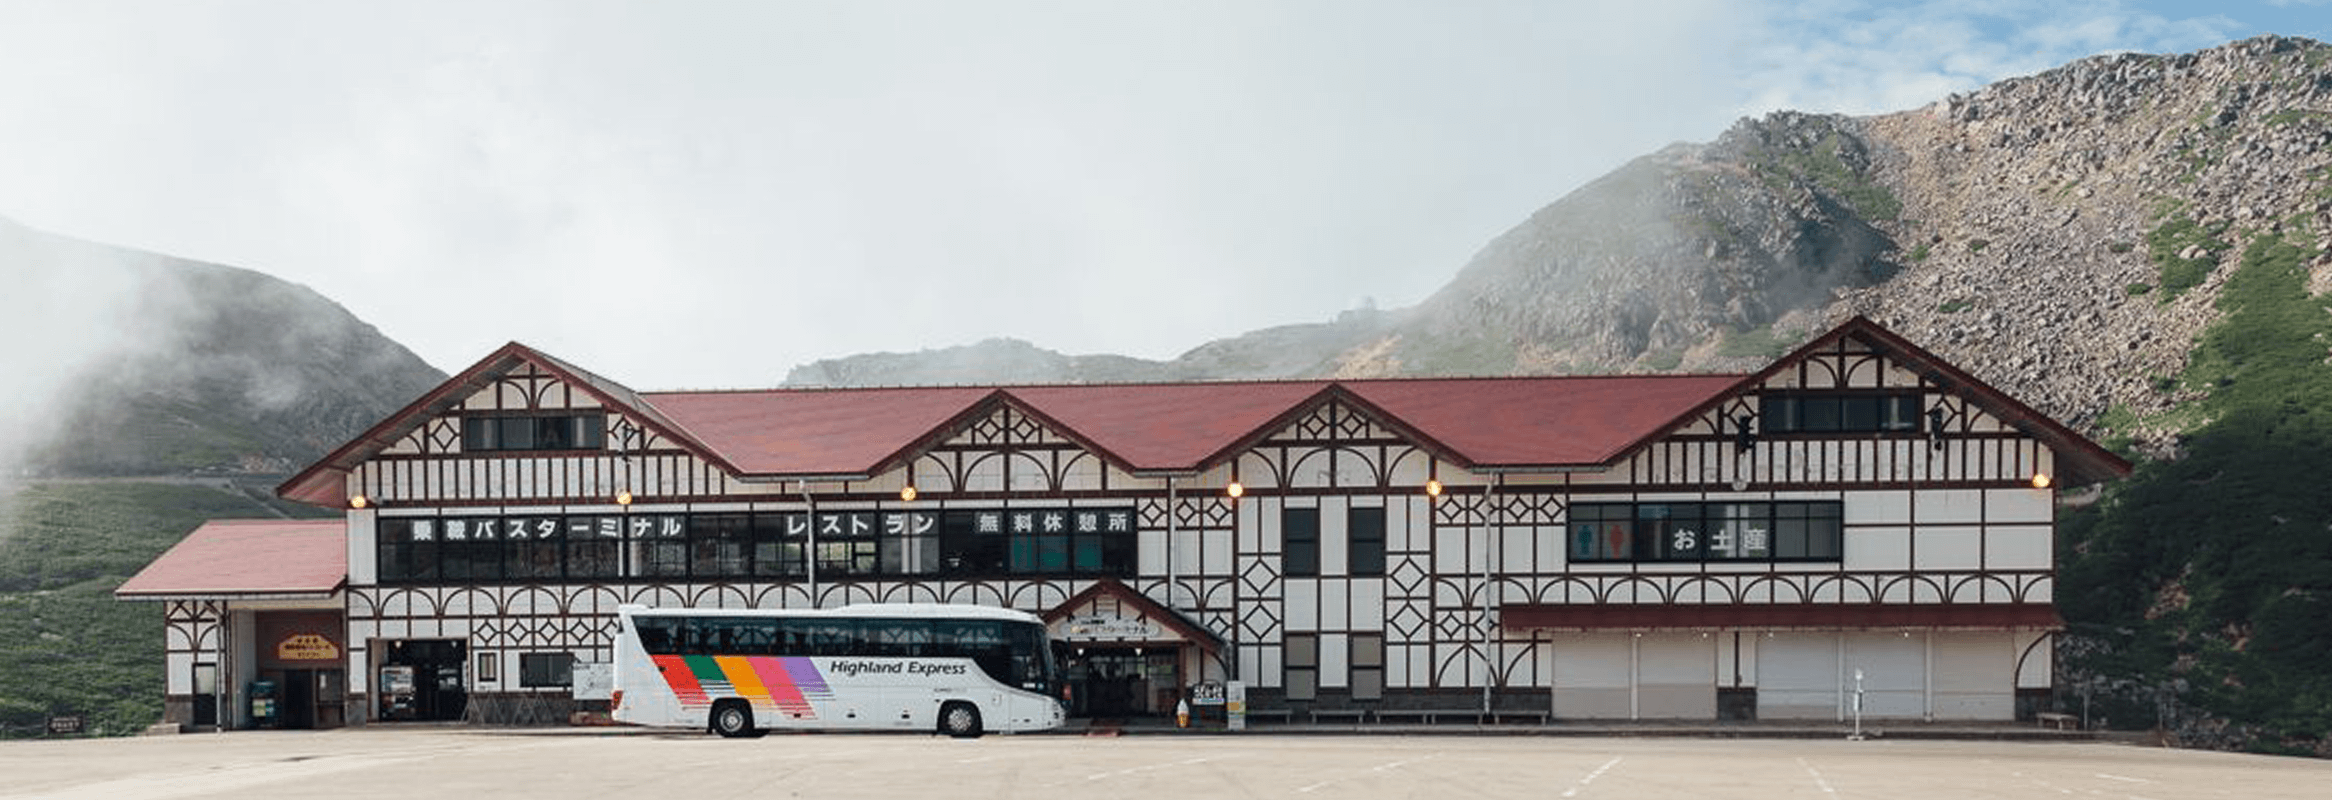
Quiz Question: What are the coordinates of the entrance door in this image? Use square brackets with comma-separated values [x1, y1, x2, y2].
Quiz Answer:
[1066, 647, 1179, 718]
[191, 663, 218, 728]
[281, 669, 316, 729]
[379, 639, 468, 722]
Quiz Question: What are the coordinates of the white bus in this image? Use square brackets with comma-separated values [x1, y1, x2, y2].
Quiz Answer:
[611, 603, 1067, 738]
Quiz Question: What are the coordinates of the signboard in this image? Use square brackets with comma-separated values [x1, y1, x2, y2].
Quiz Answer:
[47, 715, 83, 736]
[1226, 680, 1247, 731]
[277, 633, 341, 661]
[1188, 680, 1226, 706]
[1062, 613, 1160, 641]
[572, 663, 614, 701]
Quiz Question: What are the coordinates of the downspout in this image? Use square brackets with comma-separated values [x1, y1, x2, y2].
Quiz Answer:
[1481, 475, 1500, 718]
[214, 602, 226, 733]
[798, 480, 818, 605]
[1165, 477, 1179, 610]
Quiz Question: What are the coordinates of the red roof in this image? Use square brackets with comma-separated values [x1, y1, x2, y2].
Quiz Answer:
[1008, 382, 1327, 471]
[116, 519, 346, 599]
[647, 387, 994, 477]
[1344, 375, 1747, 468]
[638, 376, 1744, 477]
[274, 316, 2130, 505]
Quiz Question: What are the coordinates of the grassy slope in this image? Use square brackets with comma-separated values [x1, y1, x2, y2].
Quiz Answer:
[2058, 225, 2332, 751]
[0, 482, 333, 737]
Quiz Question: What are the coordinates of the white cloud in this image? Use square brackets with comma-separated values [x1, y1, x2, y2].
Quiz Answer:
[1729, 0, 2242, 116]
[0, 0, 2271, 395]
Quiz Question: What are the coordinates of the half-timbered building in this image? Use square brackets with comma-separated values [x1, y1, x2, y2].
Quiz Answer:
[120, 316, 2127, 728]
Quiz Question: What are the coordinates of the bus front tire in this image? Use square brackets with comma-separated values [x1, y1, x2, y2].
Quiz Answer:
[938, 702, 983, 739]
[710, 700, 763, 738]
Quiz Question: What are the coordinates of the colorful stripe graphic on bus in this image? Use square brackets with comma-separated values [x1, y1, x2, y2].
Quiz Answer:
[652, 655, 834, 719]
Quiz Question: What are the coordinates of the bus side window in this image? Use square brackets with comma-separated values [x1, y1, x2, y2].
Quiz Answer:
[636, 617, 676, 655]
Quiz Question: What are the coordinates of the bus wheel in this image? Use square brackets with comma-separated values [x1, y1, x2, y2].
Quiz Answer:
[710, 700, 762, 738]
[938, 702, 983, 739]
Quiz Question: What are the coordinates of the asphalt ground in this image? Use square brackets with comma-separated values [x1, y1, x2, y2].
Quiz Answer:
[4, 726, 2328, 799]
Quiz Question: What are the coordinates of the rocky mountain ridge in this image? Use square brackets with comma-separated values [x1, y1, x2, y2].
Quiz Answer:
[789, 36, 2332, 460]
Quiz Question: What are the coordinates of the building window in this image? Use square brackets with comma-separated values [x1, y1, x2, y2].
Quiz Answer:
[1350, 634, 1384, 701]
[375, 507, 1136, 585]
[505, 516, 564, 580]
[564, 516, 624, 578]
[519, 652, 576, 688]
[751, 513, 804, 579]
[1569, 502, 1843, 563]
[1348, 506, 1386, 577]
[1284, 634, 1318, 701]
[377, 518, 438, 581]
[438, 518, 503, 581]
[461, 413, 608, 452]
[631, 515, 690, 578]
[1283, 507, 1320, 577]
[1759, 393, 1920, 434]
[691, 514, 750, 577]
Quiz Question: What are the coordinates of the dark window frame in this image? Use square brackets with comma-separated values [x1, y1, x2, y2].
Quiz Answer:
[379, 507, 1139, 585]
[518, 652, 577, 689]
[1758, 392, 1922, 435]
[1350, 633, 1384, 701]
[1348, 506, 1386, 577]
[461, 413, 609, 453]
[1282, 507, 1321, 577]
[1568, 501, 1845, 564]
[1284, 633, 1319, 702]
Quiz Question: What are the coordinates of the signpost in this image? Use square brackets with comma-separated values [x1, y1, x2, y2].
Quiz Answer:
[1226, 681, 1247, 731]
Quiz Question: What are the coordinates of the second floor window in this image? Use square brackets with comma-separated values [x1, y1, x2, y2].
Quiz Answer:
[462, 413, 608, 452]
[1759, 393, 1920, 434]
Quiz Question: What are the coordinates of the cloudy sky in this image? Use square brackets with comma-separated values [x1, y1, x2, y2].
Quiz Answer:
[0, 0, 2319, 389]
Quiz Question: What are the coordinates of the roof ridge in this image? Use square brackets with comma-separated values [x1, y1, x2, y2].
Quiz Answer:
[641, 371, 1758, 396]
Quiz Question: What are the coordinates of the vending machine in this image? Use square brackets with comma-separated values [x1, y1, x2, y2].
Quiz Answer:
[379, 665, 417, 720]
[248, 680, 279, 728]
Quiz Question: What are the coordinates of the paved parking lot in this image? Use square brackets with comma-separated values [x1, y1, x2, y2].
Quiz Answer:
[4, 727, 2328, 799]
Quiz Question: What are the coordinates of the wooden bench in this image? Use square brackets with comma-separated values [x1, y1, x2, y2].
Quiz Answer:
[1309, 709, 1370, 725]
[2035, 712, 2078, 730]
[1240, 709, 1294, 725]
[1373, 708, 1483, 725]
[1485, 710, 1552, 725]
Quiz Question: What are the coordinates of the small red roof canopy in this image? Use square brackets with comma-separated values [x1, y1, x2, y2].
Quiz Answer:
[115, 519, 346, 600]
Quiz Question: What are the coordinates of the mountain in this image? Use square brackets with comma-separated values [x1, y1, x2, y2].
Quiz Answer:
[788, 36, 2332, 753]
[0, 217, 447, 477]
[0, 219, 442, 735]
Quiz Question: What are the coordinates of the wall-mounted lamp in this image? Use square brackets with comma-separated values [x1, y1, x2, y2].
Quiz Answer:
[1225, 482, 1245, 500]
[1927, 407, 1947, 451]
[348, 495, 369, 510]
[900, 486, 919, 503]
[2030, 473, 2053, 489]
[1733, 414, 1755, 453]
[1425, 479, 1444, 499]
[616, 490, 634, 506]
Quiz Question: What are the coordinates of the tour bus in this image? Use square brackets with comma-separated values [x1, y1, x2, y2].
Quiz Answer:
[611, 603, 1067, 738]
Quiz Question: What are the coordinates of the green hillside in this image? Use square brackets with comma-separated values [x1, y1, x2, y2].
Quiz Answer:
[0, 481, 333, 737]
[2058, 223, 2332, 753]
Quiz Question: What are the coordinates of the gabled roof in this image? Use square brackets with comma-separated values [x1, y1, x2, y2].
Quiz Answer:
[115, 519, 346, 600]
[1043, 578, 1225, 653]
[1341, 375, 1747, 470]
[278, 342, 726, 505]
[278, 316, 2129, 505]
[645, 387, 995, 478]
[1739, 316, 2133, 487]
